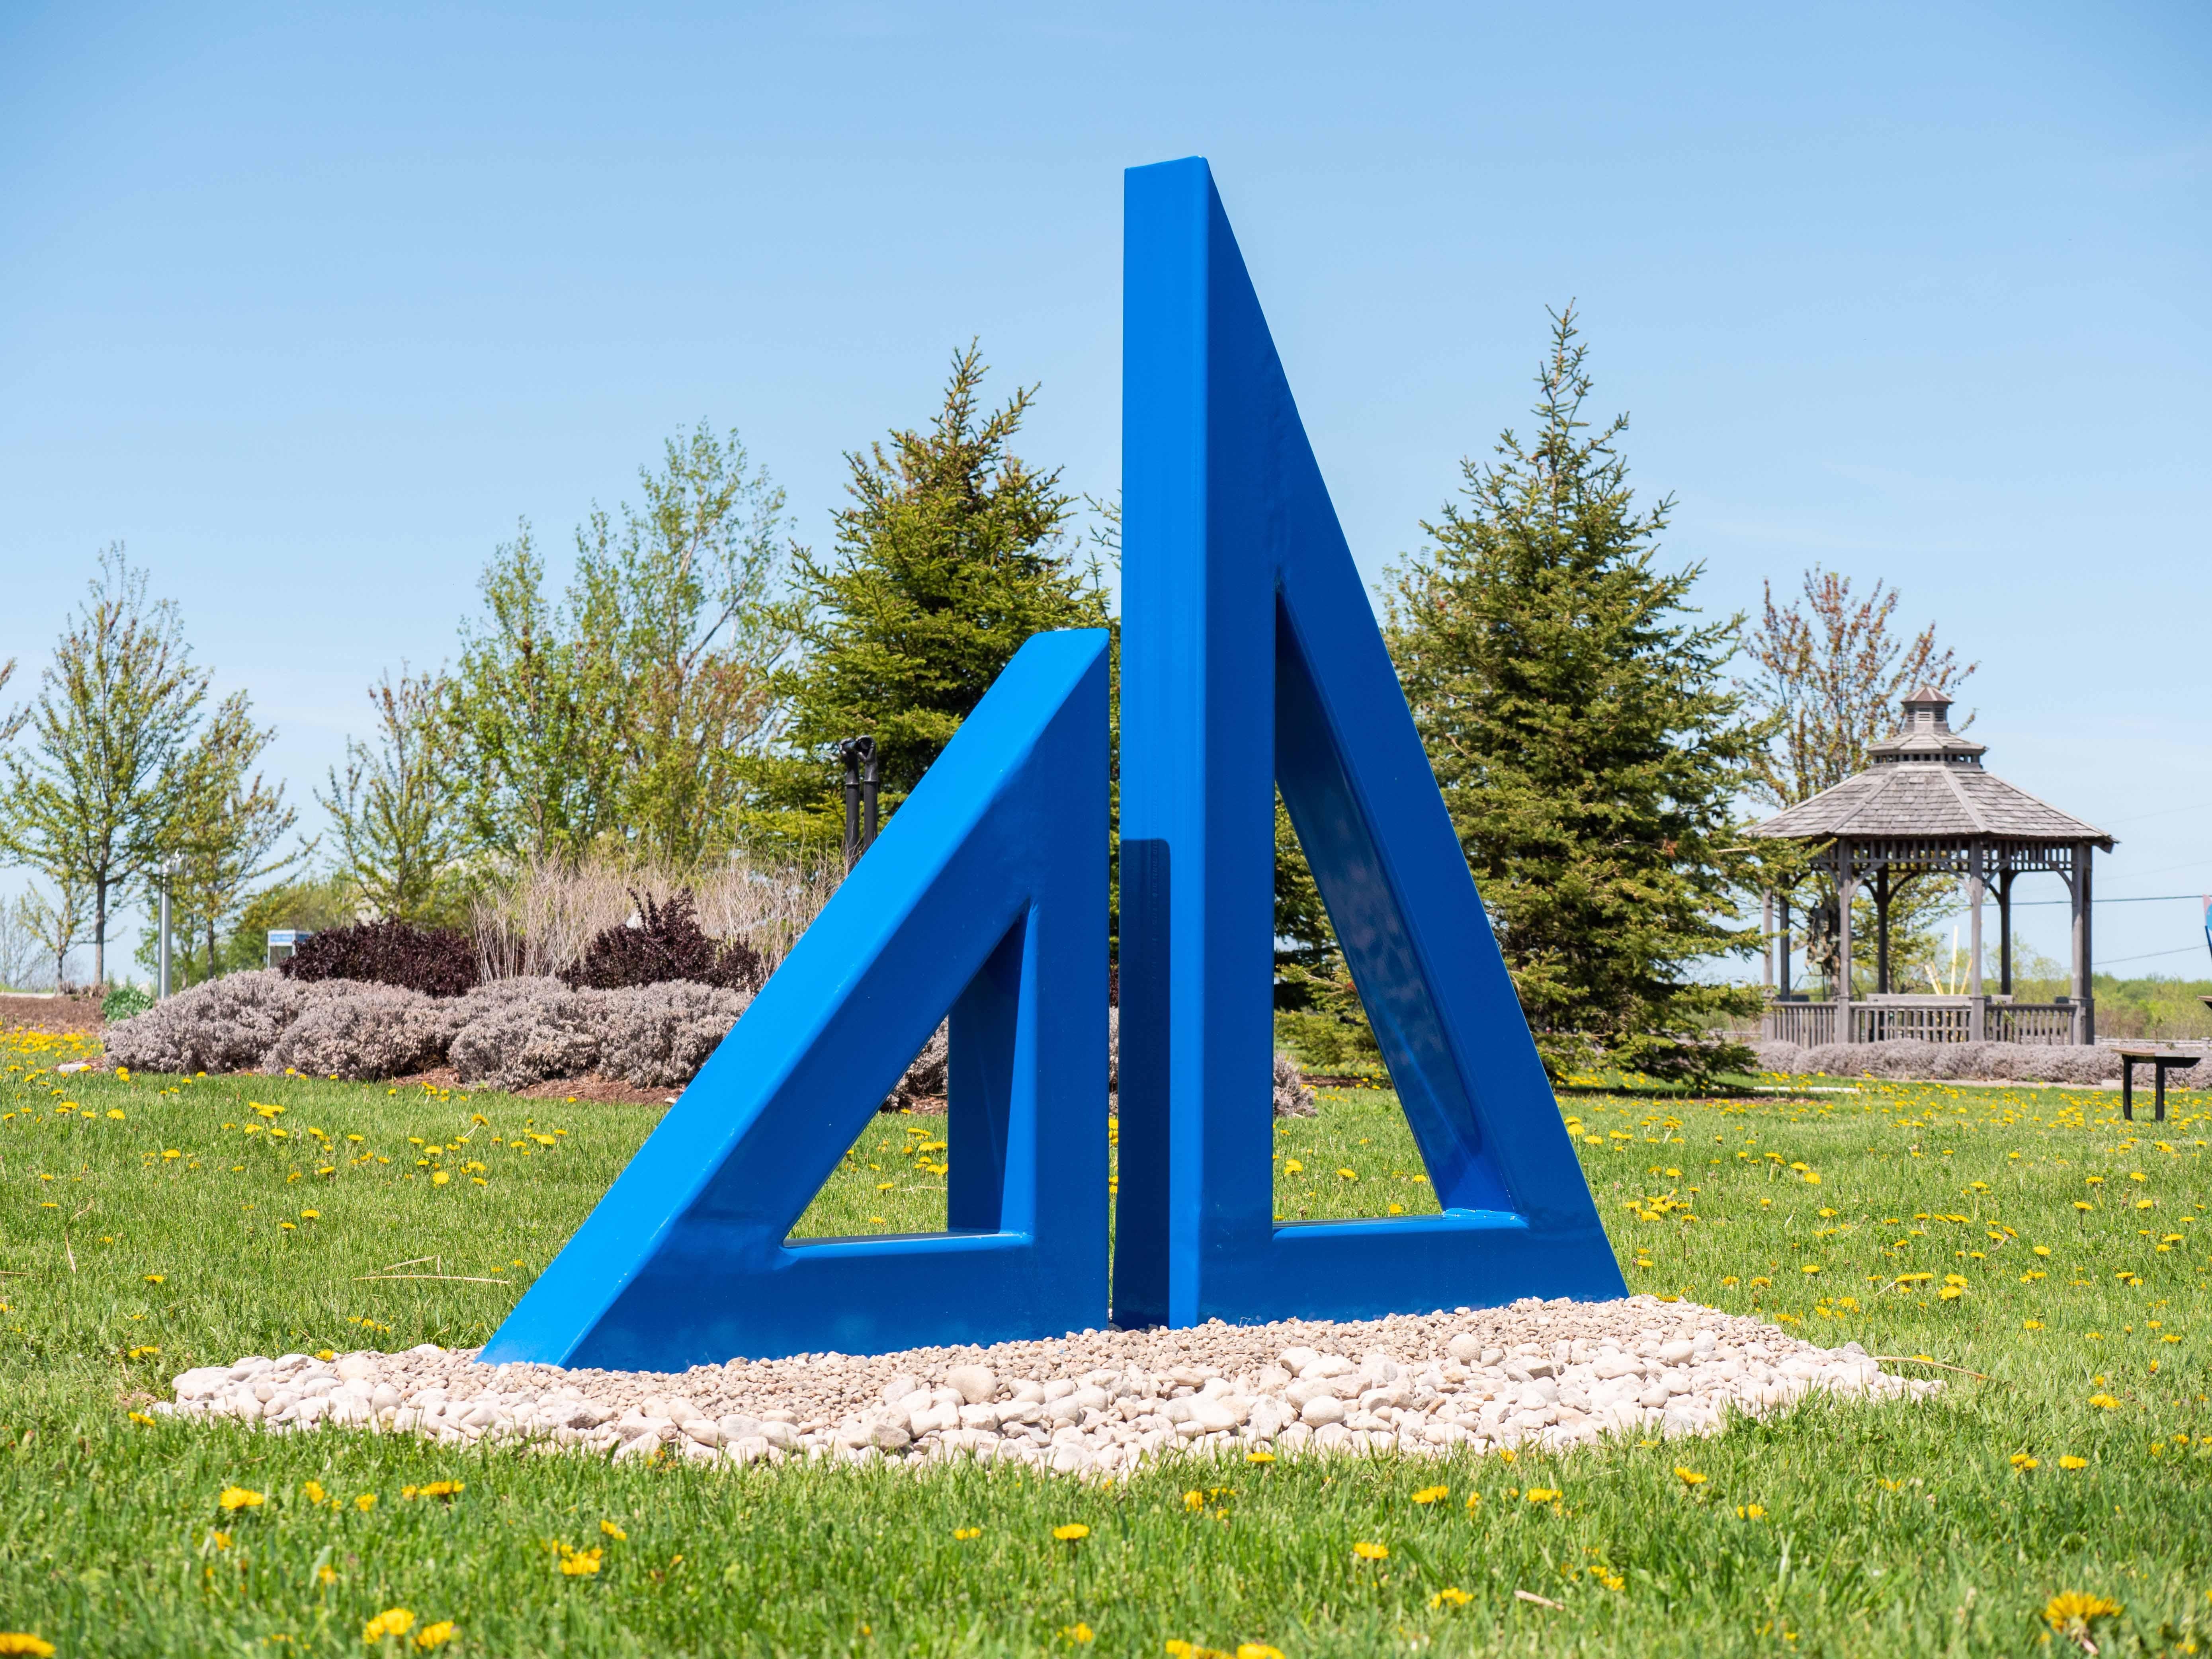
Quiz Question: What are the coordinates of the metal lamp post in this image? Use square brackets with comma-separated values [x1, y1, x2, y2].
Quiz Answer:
[839, 737, 880, 865]
[157, 852, 181, 1000]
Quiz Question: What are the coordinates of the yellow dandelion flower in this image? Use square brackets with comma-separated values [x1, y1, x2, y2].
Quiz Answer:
[1236, 1647, 1285, 1659]
[2088, 1393, 2122, 1410]
[413, 1622, 456, 1651]
[953, 1526, 982, 1540]
[217, 1485, 266, 1512]
[1736, 1503, 1766, 1518]
[1430, 1587, 1474, 1608]
[362, 1607, 416, 1640]
[557, 1545, 603, 1576]
[431, 1170, 449, 1186]
[1336, 1167, 1358, 1180]
[1184, 1489, 1206, 1512]
[1053, 1524, 1090, 1542]
[318, 1564, 338, 1586]
[1352, 1540, 1389, 1560]
[600, 1519, 626, 1540]
[356, 1493, 378, 1511]
[1282, 1159, 1303, 1176]
[1674, 1467, 1706, 1486]
[1246, 1450, 1275, 1464]
[414, 1480, 464, 1500]
[1410, 1485, 1449, 1505]
[1465, 1491, 1482, 1509]
[303, 1481, 328, 1505]
[127, 1410, 156, 1426]
[1060, 1624, 1094, 1645]
[1525, 1487, 1560, 1503]
[2043, 1592, 2122, 1636]
[143, 1274, 165, 1284]
[0, 1636, 57, 1657]
[2058, 1456, 2088, 1471]
[2009, 1454, 2038, 1471]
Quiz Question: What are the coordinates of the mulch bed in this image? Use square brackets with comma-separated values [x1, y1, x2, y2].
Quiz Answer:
[0, 994, 105, 1036]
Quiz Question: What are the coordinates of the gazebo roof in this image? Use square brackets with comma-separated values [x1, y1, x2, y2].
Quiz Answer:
[1746, 688, 2114, 848]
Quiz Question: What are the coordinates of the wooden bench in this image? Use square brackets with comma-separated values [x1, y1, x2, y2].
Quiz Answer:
[2117, 1049, 2201, 1122]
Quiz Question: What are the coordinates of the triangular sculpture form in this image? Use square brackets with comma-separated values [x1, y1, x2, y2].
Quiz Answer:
[1112, 157, 1625, 1327]
[482, 629, 1110, 1369]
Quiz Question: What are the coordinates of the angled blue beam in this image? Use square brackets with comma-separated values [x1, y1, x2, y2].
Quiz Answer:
[483, 627, 1112, 1370]
[1114, 157, 1624, 1328]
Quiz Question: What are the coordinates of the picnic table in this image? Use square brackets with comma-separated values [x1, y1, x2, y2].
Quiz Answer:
[2117, 1047, 2201, 1122]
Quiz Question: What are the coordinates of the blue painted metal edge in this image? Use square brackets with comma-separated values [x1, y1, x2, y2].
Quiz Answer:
[482, 627, 1112, 1370]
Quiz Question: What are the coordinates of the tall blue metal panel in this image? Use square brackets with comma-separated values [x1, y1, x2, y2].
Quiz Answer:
[482, 628, 1111, 1370]
[1114, 157, 1624, 1327]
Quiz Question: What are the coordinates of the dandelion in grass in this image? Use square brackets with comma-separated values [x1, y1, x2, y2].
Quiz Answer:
[599, 1519, 626, 1540]
[1465, 1492, 1482, 1510]
[1525, 1488, 1560, 1504]
[1352, 1540, 1388, 1560]
[1059, 1624, 1094, 1644]
[416, 1481, 464, 1500]
[1184, 1489, 1206, 1512]
[1053, 1524, 1090, 1542]
[413, 1622, 456, 1651]
[1410, 1485, 1448, 1505]
[217, 1486, 266, 1512]
[303, 1481, 328, 1505]
[0, 1634, 56, 1656]
[2010, 1454, 2039, 1471]
[362, 1607, 415, 1640]
[318, 1564, 338, 1586]
[953, 1527, 982, 1540]
[1735, 1503, 1766, 1518]
[1430, 1587, 1474, 1608]
[356, 1493, 377, 1511]
[2058, 1456, 2088, 1471]
[1236, 1646, 1286, 1659]
[1245, 1450, 1275, 1464]
[1674, 1467, 1705, 1487]
[127, 1410, 155, 1426]
[2088, 1394, 2122, 1410]
[2043, 1592, 2121, 1647]
[557, 1544, 603, 1577]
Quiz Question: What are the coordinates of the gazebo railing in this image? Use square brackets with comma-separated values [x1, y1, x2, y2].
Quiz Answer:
[1761, 996, 2083, 1047]
[1762, 1002, 1837, 1046]
[1989, 1004, 2079, 1045]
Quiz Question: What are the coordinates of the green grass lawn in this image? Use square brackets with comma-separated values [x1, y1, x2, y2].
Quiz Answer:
[2, 1024, 2208, 1657]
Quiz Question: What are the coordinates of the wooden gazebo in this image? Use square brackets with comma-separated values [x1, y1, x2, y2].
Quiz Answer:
[1747, 687, 2113, 1046]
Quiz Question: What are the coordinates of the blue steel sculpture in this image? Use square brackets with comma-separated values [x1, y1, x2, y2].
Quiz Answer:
[481, 628, 1110, 1370]
[482, 160, 1620, 1370]
[1112, 156, 1625, 1327]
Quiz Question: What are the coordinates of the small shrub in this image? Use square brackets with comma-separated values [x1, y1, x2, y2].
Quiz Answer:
[262, 987, 447, 1081]
[104, 971, 330, 1074]
[448, 983, 605, 1092]
[597, 982, 752, 1088]
[564, 890, 766, 994]
[102, 985, 154, 1022]
[881, 1023, 950, 1112]
[1272, 1052, 1317, 1118]
[283, 920, 479, 998]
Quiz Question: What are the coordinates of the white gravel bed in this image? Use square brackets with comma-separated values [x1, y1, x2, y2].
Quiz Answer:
[156, 1295, 1937, 1479]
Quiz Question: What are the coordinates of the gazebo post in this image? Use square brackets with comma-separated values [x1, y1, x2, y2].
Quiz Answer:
[1967, 839, 1985, 1042]
[1762, 891, 1774, 991]
[1778, 890, 1792, 999]
[1998, 869, 2014, 998]
[2075, 840, 2096, 1045]
[1835, 838, 1854, 1043]
[1874, 867, 1891, 995]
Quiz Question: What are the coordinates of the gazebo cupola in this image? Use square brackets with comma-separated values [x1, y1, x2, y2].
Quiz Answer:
[1746, 686, 2113, 1046]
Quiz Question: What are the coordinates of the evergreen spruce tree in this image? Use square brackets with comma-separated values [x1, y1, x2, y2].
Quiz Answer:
[754, 344, 1109, 848]
[1385, 309, 1763, 1081]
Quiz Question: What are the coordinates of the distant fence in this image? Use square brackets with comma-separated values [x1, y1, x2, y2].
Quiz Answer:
[1761, 999, 2082, 1046]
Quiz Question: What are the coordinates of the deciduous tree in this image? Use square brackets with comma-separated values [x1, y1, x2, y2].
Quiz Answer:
[0, 546, 209, 987]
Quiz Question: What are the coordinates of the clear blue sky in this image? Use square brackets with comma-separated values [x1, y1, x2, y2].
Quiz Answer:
[2, 1, 2207, 979]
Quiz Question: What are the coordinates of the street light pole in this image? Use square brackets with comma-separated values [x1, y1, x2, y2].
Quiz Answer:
[158, 853, 180, 1000]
